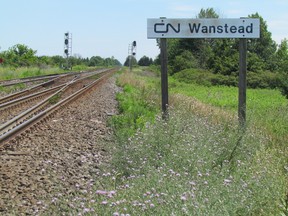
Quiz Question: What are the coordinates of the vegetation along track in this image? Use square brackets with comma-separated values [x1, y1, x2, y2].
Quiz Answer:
[0, 68, 116, 145]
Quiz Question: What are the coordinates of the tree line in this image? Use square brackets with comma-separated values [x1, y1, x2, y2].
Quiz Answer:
[123, 55, 154, 67]
[152, 8, 288, 98]
[0, 44, 122, 68]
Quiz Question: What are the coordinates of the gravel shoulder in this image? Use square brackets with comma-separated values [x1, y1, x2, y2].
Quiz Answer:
[0, 76, 120, 214]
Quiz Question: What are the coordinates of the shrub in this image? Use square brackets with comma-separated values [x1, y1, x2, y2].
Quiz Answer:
[279, 72, 288, 99]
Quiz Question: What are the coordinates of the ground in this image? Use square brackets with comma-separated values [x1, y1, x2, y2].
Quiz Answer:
[0, 76, 120, 215]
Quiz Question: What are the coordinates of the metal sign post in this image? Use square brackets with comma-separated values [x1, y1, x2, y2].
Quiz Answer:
[239, 38, 247, 126]
[160, 38, 168, 119]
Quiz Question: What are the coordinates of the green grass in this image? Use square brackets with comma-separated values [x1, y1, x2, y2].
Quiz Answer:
[169, 76, 288, 146]
[0, 67, 66, 81]
[44, 68, 288, 215]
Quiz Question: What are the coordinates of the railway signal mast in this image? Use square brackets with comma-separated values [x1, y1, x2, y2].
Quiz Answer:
[128, 41, 136, 72]
[64, 32, 72, 70]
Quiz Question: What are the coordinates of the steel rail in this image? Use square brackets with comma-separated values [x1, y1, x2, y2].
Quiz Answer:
[0, 78, 58, 105]
[0, 69, 103, 111]
[0, 70, 83, 85]
[0, 81, 71, 136]
[0, 75, 61, 87]
[0, 69, 115, 144]
[0, 84, 66, 111]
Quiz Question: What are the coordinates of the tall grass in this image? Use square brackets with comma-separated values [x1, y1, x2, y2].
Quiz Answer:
[0, 67, 67, 81]
[169, 77, 288, 147]
[44, 69, 288, 215]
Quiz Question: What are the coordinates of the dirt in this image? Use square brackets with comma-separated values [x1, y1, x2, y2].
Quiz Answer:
[0, 76, 120, 215]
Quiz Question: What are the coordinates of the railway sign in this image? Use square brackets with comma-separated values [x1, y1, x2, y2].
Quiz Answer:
[147, 18, 260, 39]
[147, 17, 260, 125]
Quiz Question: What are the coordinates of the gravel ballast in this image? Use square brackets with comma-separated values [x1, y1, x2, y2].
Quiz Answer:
[0, 76, 120, 214]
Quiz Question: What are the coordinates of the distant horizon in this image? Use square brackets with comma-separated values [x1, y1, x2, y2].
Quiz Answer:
[1, 0, 287, 64]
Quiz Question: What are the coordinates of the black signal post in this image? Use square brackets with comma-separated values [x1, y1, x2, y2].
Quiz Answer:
[129, 41, 137, 72]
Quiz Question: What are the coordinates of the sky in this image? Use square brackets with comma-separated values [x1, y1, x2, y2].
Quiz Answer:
[0, 0, 287, 64]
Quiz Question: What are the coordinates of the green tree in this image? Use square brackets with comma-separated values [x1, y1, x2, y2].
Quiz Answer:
[207, 39, 238, 75]
[89, 56, 104, 66]
[1, 44, 37, 67]
[124, 56, 137, 67]
[138, 55, 153, 66]
[248, 13, 277, 71]
[166, 7, 220, 71]
[51, 55, 65, 67]
[275, 38, 288, 72]
[171, 50, 199, 73]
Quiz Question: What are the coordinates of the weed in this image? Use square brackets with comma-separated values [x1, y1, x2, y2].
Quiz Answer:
[48, 94, 61, 104]
[43, 68, 288, 215]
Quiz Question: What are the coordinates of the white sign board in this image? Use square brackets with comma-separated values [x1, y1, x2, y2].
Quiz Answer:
[147, 18, 260, 39]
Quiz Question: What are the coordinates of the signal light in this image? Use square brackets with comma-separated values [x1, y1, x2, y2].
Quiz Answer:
[65, 39, 69, 45]
[133, 41, 136, 47]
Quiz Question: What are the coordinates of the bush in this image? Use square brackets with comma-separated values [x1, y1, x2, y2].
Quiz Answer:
[171, 50, 199, 74]
[173, 68, 282, 89]
[173, 68, 212, 86]
[173, 69, 238, 87]
[279, 72, 288, 99]
[247, 71, 281, 89]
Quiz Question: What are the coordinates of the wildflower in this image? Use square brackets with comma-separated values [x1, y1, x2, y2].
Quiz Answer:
[223, 179, 232, 186]
[150, 203, 155, 208]
[189, 181, 196, 186]
[51, 197, 57, 203]
[113, 212, 119, 216]
[101, 201, 108, 205]
[83, 208, 90, 213]
[96, 190, 107, 195]
[110, 190, 116, 195]
[181, 194, 187, 201]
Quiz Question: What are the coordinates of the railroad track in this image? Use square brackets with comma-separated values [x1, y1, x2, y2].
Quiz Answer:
[0, 71, 80, 87]
[0, 68, 116, 145]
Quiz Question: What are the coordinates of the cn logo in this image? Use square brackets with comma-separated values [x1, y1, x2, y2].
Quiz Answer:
[154, 23, 180, 34]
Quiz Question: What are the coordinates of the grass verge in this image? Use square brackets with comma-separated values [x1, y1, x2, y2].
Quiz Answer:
[43, 68, 288, 215]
